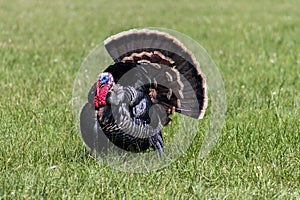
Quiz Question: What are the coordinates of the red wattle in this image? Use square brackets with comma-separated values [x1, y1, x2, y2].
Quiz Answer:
[94, 81, 110, 109]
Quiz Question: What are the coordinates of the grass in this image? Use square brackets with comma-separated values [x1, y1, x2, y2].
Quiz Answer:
[0, 0, 299, 199]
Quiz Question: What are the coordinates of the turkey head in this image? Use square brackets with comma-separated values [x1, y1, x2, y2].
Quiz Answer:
[93, 72, 114, 109]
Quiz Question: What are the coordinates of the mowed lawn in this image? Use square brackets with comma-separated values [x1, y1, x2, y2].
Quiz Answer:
[0, 0, 299, 199]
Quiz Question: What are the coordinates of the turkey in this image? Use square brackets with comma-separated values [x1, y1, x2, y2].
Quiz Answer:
[80, 29, 208, 154]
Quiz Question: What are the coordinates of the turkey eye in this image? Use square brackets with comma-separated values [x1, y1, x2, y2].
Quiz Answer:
[100, 75, 109, 83]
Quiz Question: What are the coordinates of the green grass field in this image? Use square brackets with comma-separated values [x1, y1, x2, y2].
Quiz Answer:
[1, 0, 299, 199]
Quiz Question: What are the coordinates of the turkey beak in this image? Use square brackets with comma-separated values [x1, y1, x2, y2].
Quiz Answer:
[98, 80, 104, 88]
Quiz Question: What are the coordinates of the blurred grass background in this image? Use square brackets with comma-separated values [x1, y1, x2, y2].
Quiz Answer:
[0, 0, 299, 199]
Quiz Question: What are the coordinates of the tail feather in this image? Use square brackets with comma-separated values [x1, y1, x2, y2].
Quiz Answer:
[104, 29, 207, 119]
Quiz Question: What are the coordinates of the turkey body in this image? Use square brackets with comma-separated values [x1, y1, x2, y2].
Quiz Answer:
[95, 63, 165, 152]
[80, 29, 208, 155]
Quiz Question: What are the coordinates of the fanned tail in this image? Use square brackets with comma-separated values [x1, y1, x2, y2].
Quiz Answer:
[104, 29, 207, 119]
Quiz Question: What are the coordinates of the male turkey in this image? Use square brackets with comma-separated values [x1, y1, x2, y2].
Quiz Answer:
[80, 29, 207, 154]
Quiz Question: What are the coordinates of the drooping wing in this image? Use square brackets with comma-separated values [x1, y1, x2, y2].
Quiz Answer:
[80, 102, 110, 154]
